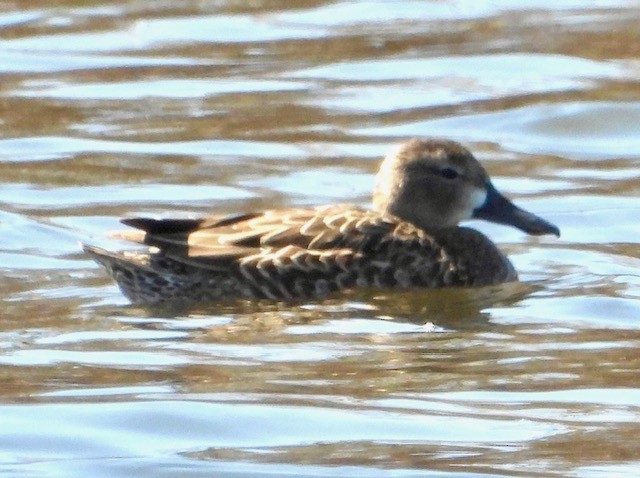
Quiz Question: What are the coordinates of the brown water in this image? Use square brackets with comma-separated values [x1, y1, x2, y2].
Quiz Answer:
[2, 1, 640, 477]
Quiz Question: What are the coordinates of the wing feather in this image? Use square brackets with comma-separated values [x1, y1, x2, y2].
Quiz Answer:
[114, 205, 428, 282]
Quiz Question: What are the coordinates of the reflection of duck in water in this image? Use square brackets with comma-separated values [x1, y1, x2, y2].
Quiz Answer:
[84, 138, 559, 304]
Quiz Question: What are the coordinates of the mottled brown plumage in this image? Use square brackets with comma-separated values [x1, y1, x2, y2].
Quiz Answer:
[84, 138, 559, 304]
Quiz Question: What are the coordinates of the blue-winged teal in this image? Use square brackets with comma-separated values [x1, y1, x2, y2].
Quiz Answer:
[84, 138, 559, 304]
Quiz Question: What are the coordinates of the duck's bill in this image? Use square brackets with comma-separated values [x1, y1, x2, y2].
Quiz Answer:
[473, 182, 560, 237]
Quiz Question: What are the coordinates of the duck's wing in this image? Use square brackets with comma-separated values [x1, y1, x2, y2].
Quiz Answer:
[118, 212, 262, 258]
[118, 205, 400, 263]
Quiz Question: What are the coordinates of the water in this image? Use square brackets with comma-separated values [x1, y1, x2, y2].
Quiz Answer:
[2, 1, 640, 477]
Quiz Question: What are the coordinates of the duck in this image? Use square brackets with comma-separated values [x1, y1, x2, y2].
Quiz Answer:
[83, 138, 559, 304]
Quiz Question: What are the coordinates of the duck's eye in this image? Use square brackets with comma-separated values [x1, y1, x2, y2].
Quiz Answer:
[439, 167, 460, 179]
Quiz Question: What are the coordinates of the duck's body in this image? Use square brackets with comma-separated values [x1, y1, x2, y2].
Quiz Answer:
[84, 139, 559, 305]
[84, 205, 516, 303]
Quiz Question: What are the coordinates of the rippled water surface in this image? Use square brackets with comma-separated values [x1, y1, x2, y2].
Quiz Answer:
[2, 1, 640, 477]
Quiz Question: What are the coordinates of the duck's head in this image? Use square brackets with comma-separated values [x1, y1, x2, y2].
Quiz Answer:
[373, 138, 560, 236]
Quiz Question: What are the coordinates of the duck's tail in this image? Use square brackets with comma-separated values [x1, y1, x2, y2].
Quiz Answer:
[83, 244, 167, 304]
[83, 244, 151, 272]
[82, 244, 237, 305]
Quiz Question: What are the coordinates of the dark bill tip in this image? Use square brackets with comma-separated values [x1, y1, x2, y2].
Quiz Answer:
[473, 182, 560, 237]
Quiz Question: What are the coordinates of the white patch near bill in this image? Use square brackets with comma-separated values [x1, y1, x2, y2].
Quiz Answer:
[467, 188, 487, 218]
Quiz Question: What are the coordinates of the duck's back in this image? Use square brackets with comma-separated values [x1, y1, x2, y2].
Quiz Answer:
[84, 204, 516, 304]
